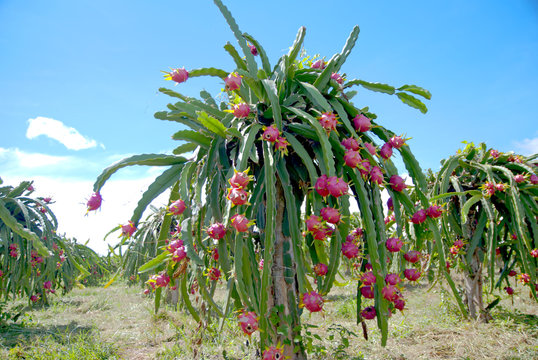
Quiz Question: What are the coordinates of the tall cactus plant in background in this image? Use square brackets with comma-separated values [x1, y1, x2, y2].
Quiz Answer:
[430, 142, 538, 321]
[90, 1, 438, 357]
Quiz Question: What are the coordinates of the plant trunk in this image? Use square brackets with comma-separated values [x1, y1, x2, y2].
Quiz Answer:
[463, 248, 491, 322]
[267, 181, 306, 359]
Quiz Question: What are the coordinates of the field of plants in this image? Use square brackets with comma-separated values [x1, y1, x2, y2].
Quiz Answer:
[1, 1, 537, 359]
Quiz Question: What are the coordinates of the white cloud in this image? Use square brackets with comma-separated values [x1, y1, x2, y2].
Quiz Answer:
[0, 147, 72, 169]
[514, 137, 538, 156]
[26, 116, 101, 150]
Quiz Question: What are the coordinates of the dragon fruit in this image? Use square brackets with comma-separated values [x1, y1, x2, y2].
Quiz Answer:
[155, 273, 170, 288]
[514, 174, 525, 183]
[389, 175, 407, 192]
[341, 137, 360, 151]
[327, 176, 349, 197]
[262, 345, 284, 360]
[171, 247, 187, 262]
[490, 149, 500, 159]
[330, 72, 344, 85]
[344, 149, 362, 168]
[381, 285, 399, 302]
[379, 142, 393, 160]
[531, 248, 538, 258]
[311, 59, 326, 69]
[404, 250, 421, 263]
[320, 206, 341, 224]
[212, 248, 219, 261]
[357, 159, 371, 178]
[169, 199, 186, 215]
[387, 197, 394, 211]
[312, 225, 334, 241]
[531, 174, 538, 185]
[224, 72, 242, 91]
[364, 142, 377, 155]
[166, 68, 189, 83]
[385, 273, 401, 286]
[370, 166, 384, 185]
[167, 239, 184, 253]
[360, 285, 374, 299]
[361, 271, 376, 286]
[426, 204, 443, 218]
[43, 281, 52, 290]
[30, 295, 40, 302]
[519, 273, 530, 284]
[207, 222, 227, 240]
[232, 103, 250, 118]
[275, 136, 289, 155]
[353, 114, 371, 132]
[43, 197, 52, 203]
[504, 286, 514, 295]
[385, 237, 403, 252]
[508, 270, 517, 277]
[248, 44, 258, 56]
[238, 310, 258, 336]
[229, 169, 252, 189]
[227, 187, 250, 206]
[393, 297, 406, 311]
[262, 125, 280, 143]
[313, 263, 328, 277]
[482, 181, 496, 197]
[121, 221, 137, 238]
[388, 135, 407, 149]
[453, 239, 464, 248]
[403, 268, 421, 281]
[318, 112, 338, 133]
[315, 175, 330, 197]
[341, 240, 359, 259]
[301, 291, 324, 312]
[361, 306, 376, 320]
[230, 214, 254, 232]
[86, 192, 102, 211]
[411, 209, 427, 224]
[208, 267, 221, 281]
[305, 215, 323, 232]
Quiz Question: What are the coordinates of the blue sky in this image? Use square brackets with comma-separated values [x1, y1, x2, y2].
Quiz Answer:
[1, 0, 537, 252]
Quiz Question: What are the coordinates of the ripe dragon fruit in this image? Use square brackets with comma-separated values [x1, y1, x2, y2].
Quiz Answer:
[208, 267, 221, 281]
[344, 149, 362, 168]
[387, 197, 394, 211]
[403, 268, 421, 281]
[207, 222, 227, 240]
[357, 159, 371, 178]
[305, 215, 323, 232]
[227, 187, 250, 206]
[30, 295, 40, 303]
[530, 174, 538, 185]
[43, 281, 52, 290]
[262, 345, 284, 360]
[379, 142, 393, 160]
[310, 59, 326, 69]
[248, 44, 258, 56]
[229, 169, 253, 189]
[121, 221, 137, 238]
[360, 285, 374, 299]
[320, 206, 341, 224]
[353, 114, 371, 132]
[482, 181, 496, 197]
[238, 310, 258, 336]
[0, 270, 3, 278]
[426, 204, 443, 218]
[341, 240, 359, 259]
[168, 199, 186, 215]
[224, 72, 242, 91]
[232, 103, 250, 118]
[212, 248, 219, 261]
[361, 306, 376, 320]
[275, 136, 290, 155]
[341, 137, 360, 151]
[364, 142, 377, 155]
[155, 273, 170, 288]
[389, 175, 407, 192]
[385, 237, 403, 252]
[393, 297, 406, 311]
[314, 175, 330, 197]
[370, 166, 384, 185]
[385, 273, 402, 285]
[388, 135, 407, 149]
[518, 273, 530, 284]
[361, 271, 376, 286]
[508, 270, 517, 277]
[326, 176, 349, 197]
[166, 68, 189, 84]
[171, 247, 187, 262]
[318, 112, 338, 133]
[230, 214, 255, 232]
[301, 291, 324, 312]
[490, 149, 500, 159]
[262, 125, 280, 142]
[504, 286, 514, 295]
[311, 225, 334, 241]
[86, 192, 102, 211]
[313, 263, 328, 277]
[404, 250, 421, 263]
[330, 72, 344, 85]
[381, 285, 399, 302]
[411, 209, 427, 224]
[531, 248, 538, 258]
[167, 239, 184, 253]
[514, 174, 525, 183]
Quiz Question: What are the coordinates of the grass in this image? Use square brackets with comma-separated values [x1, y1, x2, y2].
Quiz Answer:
[0, 279, 536, 359]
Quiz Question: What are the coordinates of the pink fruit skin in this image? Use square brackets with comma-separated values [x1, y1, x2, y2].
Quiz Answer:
[404, 251, 421, 263]
[411, 209, 427, 224]
[305, 215, 323, 232]
[341, 241, 359, 259]
[341, 137, 360, 151]
[230, 214, 253, 232]
[380, 143, 393, 160]
[313, 263, 328, 276]
[531, 248, 538, 258]
[208, 267, 221, 281]
[229, 170, 251, 189]
[319, 112, 338, 133]
[224, 73, 242, 91]
[212, 248, 219, 261]
[312, 225, 333, 241]
[531, 174, 538, 185]
[169, 199, 186, 215]
[360, 285, 374, 299]
[385, 273, 401, 285]
[394, 298, 405, 311]
[262, 125, 280, 142]
[227, 187, 249, 206]
[238, 310, 258, 336]
[327, 176, 348, 198]
[87, 192, 102, 211]
[426, 205, 443, 218]
[353, 114, 371, 132]
[248, 44, 258, 56]
[320, 207, 341, 224]
[167, 239, 184, 253]
[382, 285, 399, 301]
[389, 135, 406, 149]
[302, 291, 324, 312]
[121, 221, 136, 238]
[387, 198, 394, 211]
[172, 247, 187, 262]
[262, 346, 284, 360]
[361, 306, 376, 320]
[389, 175, 407, 192]
[386, 237, 403, 252]
[330, 72, 344, 84]
[170, 68, 188, 83]
[315, 175, 330, 197]
[344, 150, 362, 168]
[504, 287, 514, 295]
[155, 273, 170, 288]
[514, 174, 525, 183]
[233, 103, 250, 118]
[364, 142, 377, 155]
[370, 166, 384, 185]
[311, 59, 326, 69]
[361, 271, 376, 286]
[404, 268, 421, 281]
[207, 223, 227, 240]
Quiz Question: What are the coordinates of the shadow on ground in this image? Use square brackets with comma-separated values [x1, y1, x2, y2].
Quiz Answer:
[0, 321, 94, 348]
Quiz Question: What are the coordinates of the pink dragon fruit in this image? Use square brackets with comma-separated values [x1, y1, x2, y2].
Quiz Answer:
[262, 125, 280, 142]
[155, 273, 170, 288]
[370, 166, 384, 185]
[27, 185, 34, 191]
[315, 175, 330, 197]
[248, 44, 258, 56]
[341, 240, 359, 259]
[313, 263, 328, 277]
[387, 197, 394, 211]
[230, 214, 254, 232]
[514, 174, 525, 183]
[232, 103, 250, 118]
[312, 225, 334, 241]
[360, 285, 374, 299]
[208, 267, 221, 281]
[275, 136, 289, 155]
[262, 345, 284, 360]
[301, 291, 324, 312]
[320, 206, 341, 224]
[318, 112, 338, 133]
[385, 273, 401, 285]
[453, 239, 464, 248]
[403, 268, 421, 281]
[490, 149, 500, 159]
[327, 176, 349, 197]
[171, 247, 187, 262]
[238, 310, 258, 336]
[388, 135, 407, 149]
[207, 223, 227, 240]
[167, 239, 184, 253]
[357, 159, 371, 178]
[531, 248, 538, 258]
[43, 281, 52, 290]
[504, 286, 514, 295]
[212, 248, 219, 261]
[482, 181, 496, 197]
[361, 306, 376, 320]
[353, 114, 371, 132]
[530, 174, 538, 185]
[341, 137, 360, 151]
[496, 183, 508, 192]
[305, 215, 323, 232]
[351, 227, 364, 238]
[166, 68, 189, 84]
[344, 149, 362, 168]
[411, 209, 427, 224]
[224, 72, 242, 91]
[121, 221, 137, 238]
[43, 197, 52, 203]
[404, 250, 421, 263]
[227, 187, 250, 206]
[169, 199, 186, 215]
[426, 204, 443, 218]
[393, 298, 406, 311]
[364, 142, 377, 155]
[518, 273, 530, 284]
[311, 59, 326, 69]
[30, 295, 40, 303]
[508, 270, 517, 277]
[229, 169, 252, 189]
[330, 72, 344, 85]
[361, 271, 376, 286]
[389, 175, 407, 192]
[86, 192, 102, 212]
[379, 142, 393, 160]
[381, 285, 399, 302]
[385, 237, 403, 252]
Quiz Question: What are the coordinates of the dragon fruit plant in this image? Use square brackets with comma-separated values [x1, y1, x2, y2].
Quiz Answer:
[429, 142, 537, 320]
[90, 0, 436, 356]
